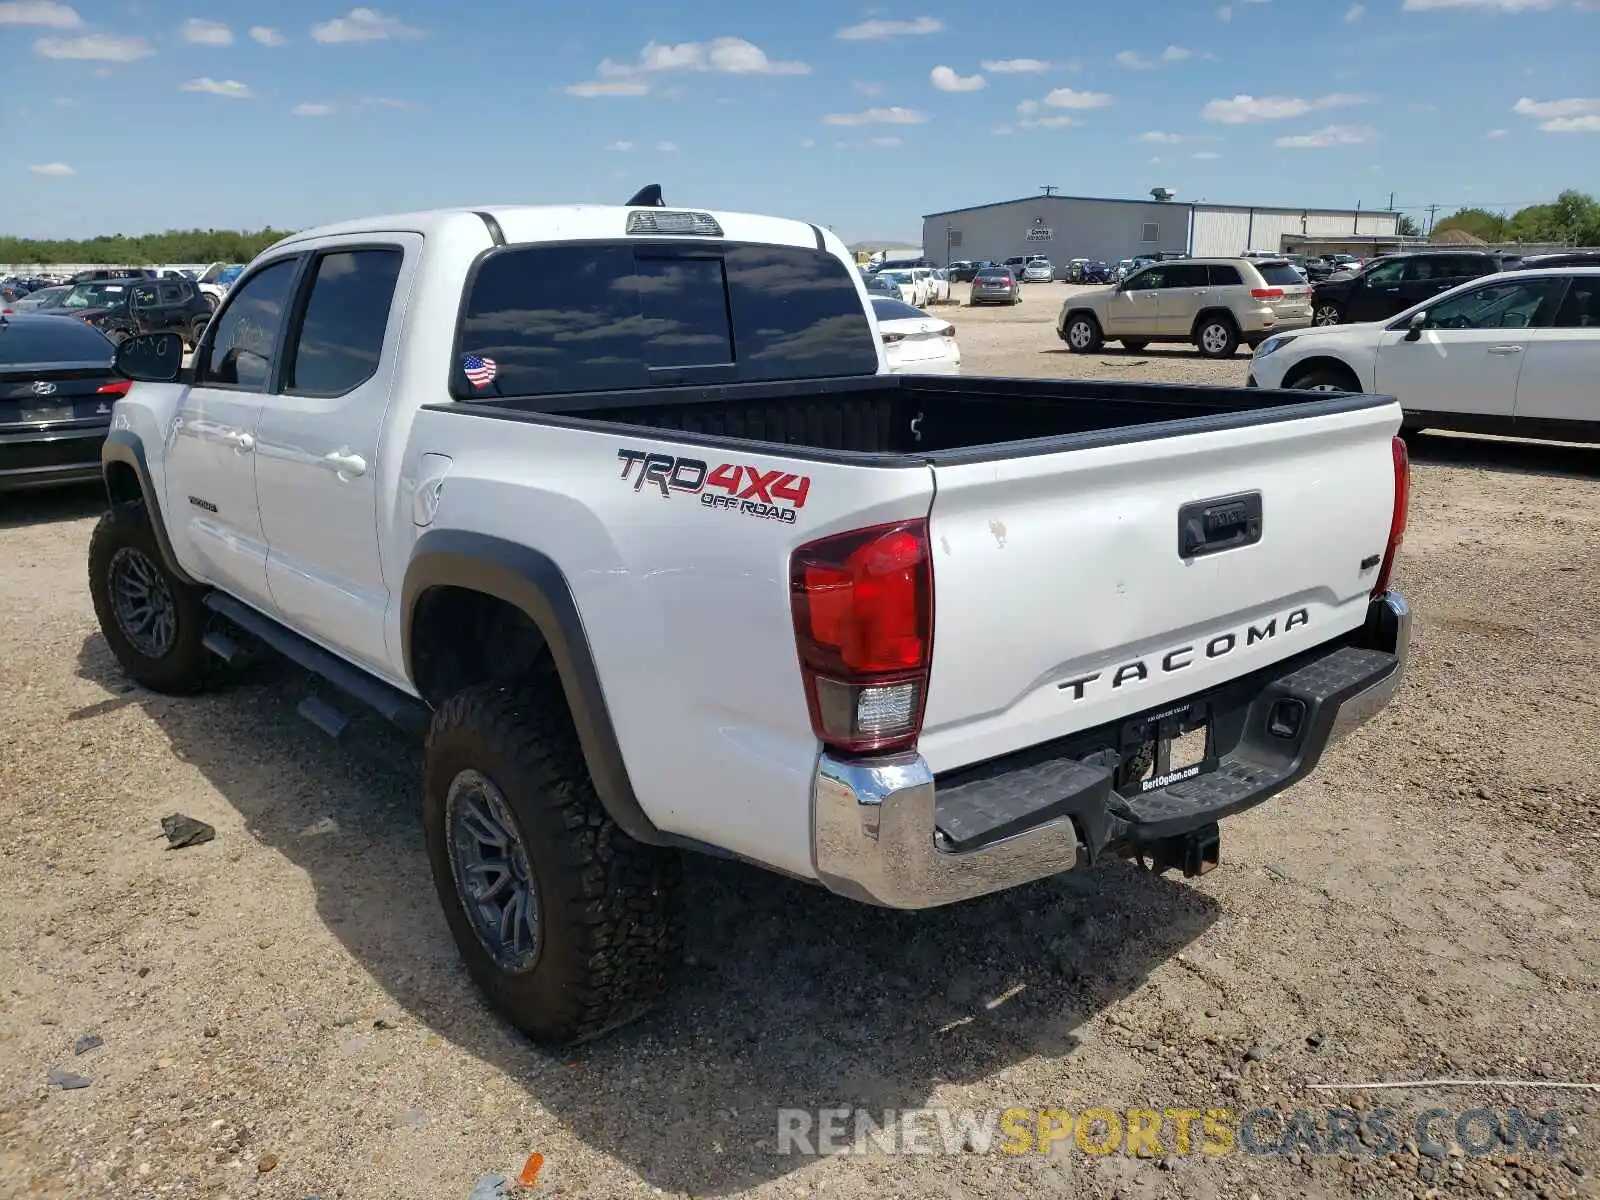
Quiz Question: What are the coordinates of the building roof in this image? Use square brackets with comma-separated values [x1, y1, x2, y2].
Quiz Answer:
[923, 195, 1399, 220]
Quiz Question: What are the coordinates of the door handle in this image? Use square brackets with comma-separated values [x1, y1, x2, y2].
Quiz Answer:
[1486, 345, 1523, 355]
[322, 448, 368, 477]
[224, 430, 255, 452]
[1384, 288, 1401, 294]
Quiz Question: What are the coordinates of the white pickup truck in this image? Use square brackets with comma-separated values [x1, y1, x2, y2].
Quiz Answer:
[90, 192, 1412, 1044]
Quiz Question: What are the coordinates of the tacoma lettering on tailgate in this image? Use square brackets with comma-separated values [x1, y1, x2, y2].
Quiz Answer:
[616, 448, 811, 525]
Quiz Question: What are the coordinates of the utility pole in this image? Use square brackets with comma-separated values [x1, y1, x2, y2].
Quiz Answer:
[1424, 203, 1441, 237]
[1353, 200, 1361, 234]
[1040, 185, 1058, 197]
[1387, 192, 1395, 211]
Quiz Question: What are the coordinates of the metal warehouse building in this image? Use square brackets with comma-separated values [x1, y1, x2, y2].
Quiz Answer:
[922, 193, 1400, 266]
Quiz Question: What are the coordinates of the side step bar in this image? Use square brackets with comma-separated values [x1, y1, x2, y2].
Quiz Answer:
[202, 592, 431, 738]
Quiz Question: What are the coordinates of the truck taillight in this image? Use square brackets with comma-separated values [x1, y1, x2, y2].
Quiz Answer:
[1372, 435, 1409, 596]
[790, 519, 933, 755]
[95, 380, 132, 396]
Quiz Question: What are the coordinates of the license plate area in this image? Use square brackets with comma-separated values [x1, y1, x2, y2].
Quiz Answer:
[1116, 702, 1218, 797]
[19, 403, 73, 424]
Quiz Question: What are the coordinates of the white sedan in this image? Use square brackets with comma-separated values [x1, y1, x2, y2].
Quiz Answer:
[1247, 267, 1598, 442]
[872, 297, 961, 375]
[874, 270, 928, 308]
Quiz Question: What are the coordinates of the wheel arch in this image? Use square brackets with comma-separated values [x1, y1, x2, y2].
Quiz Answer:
[1190, 306, 1239, 339]
[100, 430, 198, 585]
[401, 530, 664, 846]
[1281, 355, 1364, 392]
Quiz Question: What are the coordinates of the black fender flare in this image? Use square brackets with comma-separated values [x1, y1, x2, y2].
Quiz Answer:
[400, 530, 663, 846]
[100, 429, 198, 585]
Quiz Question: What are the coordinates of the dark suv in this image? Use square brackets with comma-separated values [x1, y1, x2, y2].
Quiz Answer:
[54, 276, 212, 347]
[1309, 251, 1505, 326]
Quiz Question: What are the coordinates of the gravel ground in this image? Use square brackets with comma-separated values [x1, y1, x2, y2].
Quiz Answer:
[2, 284, 1597, 1200]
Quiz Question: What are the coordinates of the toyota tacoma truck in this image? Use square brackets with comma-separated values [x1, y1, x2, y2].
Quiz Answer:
[89, 191, 1412, 1044]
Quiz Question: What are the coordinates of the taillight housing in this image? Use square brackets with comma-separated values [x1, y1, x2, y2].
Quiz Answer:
[1250, 287, 1284, 300]
[96, 380, 132, 396]
[1372, 435, 1409, 596]
[790, 519, 934, 755]
[881, 331, 906, 344]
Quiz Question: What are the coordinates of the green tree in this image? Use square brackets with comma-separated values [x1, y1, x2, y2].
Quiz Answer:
[0, 227, 297, 266]
[1397, 214, 1420, 237]
[1431, 208, 1508, 242]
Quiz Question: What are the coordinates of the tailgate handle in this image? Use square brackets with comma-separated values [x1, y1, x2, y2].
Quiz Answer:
[1179, 492, 1263, 559]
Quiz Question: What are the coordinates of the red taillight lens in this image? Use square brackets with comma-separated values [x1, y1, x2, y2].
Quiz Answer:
[1372, 435, 1409, 596]
[1250, 288, 1284, 300]
[95, 380, 132, 396]
[938, 324, 955, 337]
[881, 331, 906, 344]
[791, 519, 934, 755]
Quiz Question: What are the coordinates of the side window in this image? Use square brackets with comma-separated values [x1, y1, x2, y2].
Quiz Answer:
[130, 283, 159, 307]
[1123, 268, 1166, 291]
[722, 243, 880, 380]
[1418, 277, 1564, 331]
[1365, 259, 1407, 286]
[199, 258, 299, 390]
[1208, 264, 1244, 287]
[1552, 283, 1600, 329]
[1165, 264, 1209, 289]
[283, 248, 404, 395]
[158, 282, 185, 305]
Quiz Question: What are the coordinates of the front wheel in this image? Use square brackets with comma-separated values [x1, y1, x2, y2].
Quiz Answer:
[1289, 368, 1357, 393]
[1064, 313, 1103, 353]
[423, 675, 683, 1045]
[88, 501, 225, 694]
[1313, 303, 1342, 327]
[1195, 317, 1239, 359]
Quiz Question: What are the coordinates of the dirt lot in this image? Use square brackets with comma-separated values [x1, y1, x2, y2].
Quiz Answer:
[2, 285, 1597, 1200]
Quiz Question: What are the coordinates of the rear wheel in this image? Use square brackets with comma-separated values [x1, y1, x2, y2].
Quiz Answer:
[203, 293, 219, 313]
[189, 316, 209, 347]
[1195, 316, 1239, 359]
[1064, 313, 1103, 353]
[1121, 340, 1149, 353]
[422, 674, 683, 1044]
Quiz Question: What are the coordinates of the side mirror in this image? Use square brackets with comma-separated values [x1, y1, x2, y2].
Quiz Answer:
[1403, 311, 1428, 341]
[114, 331, 186, 382]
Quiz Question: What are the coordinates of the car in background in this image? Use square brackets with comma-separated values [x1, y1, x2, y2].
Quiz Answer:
[875, 269, 930, 307]
[193, 262, 245, 311]
[1064, 258, 1091, 283]
[1001, 254, 1051, 278]
[1021, 259, 1056, 283]
[969, 267, 1020, 306]
[7, 285, 72, 314]
[1080, 260, 1111, 284]
[1248, 267, 1597, 443]
[1059, 257, 1312, 358]
[1309, 250, 1504, 327]
[1508, 250, 1600, 272]
[947, 260, 980, 283]
[870, 296, 961, 375]
[0, 312, 129, 492]
[861, 272, 901, 299]
[52, 276, 213, 347]
[1322, 254, 1363, 278]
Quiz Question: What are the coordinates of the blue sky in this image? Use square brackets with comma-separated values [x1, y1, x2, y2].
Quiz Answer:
[4, 0, 1598, 243]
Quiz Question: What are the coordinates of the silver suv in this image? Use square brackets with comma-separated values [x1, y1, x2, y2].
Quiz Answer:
[1057, 257, 1313, 358]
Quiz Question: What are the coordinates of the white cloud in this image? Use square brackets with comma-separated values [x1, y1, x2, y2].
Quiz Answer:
[1041, 86, 1113, 109]
[1273, 123, 1378, 148]
[1203, 91, 1373, 122]
[1512, 96, 1600, 130]
[1019, 115, 1079, 128]
[310, 7, 422, 43]
[596, 36, 808, 77]
[836, 15, 942, 39]
[1163, 45, 1197, 61]
[565, 79, 650, 97]
[991, 124, 1014, 135]
[1117, 46, 1202, 70]
[29, 161, 75, 175]
[1486, 127, 1508, 137]
[982, 57, 1050, 73]
[799, 137, 816, 147]
[34, 31, 151, 59]
[0, 1, 81, 27]
[1193, 150, 1223, 159]
[1541, 114, 1600, 130]
[605, 140, 633, 151]
[1016, 98, 1040, 114]
[1139, 131, 1185, 143]
[821, 105, 929, 125]
[1345, 2, 1366, 19]
[930, 64, 985, 92]
[1402, 0, 1559, 9]
[180, 76, 254, 98]
[293, 101, 335, 115]
[355, 95, 417, 110]
[852, 80, 883, 96]
[1149, 156, 1164, 164]
[869, 135, 904, 147]
[250, 25, 286, 45]
[181, 18, 232, 44]
[1114, 50, 1151, 69]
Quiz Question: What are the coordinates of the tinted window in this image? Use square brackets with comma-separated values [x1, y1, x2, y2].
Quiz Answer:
[0, 317, 113, 364]
[1207, 265, 1244, 286]
[1122, 268, 1166, 291]
[1440, 254, 1493, 278]
[1164, 264, 1209, 288]
[455, 242, 877, 398]
[871, 297, 927, 322]
[1254, 264, 1303, 286]
[1552, 281, 1600, 328]
[130, 283, 160, 307]
[158, 281, 186, 304]
[201, 258, 298, 389]
[285, 249, 404, 394]
[1364, 259, 1407, 286]
[1419, 277, 1564, 330]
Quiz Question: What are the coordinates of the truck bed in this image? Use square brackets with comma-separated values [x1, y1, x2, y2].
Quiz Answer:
[434, 374, 1389, 464]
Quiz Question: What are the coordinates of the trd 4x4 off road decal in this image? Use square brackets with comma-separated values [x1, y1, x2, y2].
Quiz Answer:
[616, 448, 811, 525]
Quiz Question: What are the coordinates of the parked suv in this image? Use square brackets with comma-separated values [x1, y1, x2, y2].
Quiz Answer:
[56, 276, 213, 347]
[1309, 250, 1504, 327]
[1058, 257, 1312, 358]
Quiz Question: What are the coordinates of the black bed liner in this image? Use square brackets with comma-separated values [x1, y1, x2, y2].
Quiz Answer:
[424, 373, 1391, 467]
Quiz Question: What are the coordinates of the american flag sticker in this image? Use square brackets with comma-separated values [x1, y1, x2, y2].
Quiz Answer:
[462, 353, 498, 389]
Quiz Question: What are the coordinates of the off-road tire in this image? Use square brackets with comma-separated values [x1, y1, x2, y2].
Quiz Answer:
[422, 675, 683, 1045]
[88, 500, 223, 694]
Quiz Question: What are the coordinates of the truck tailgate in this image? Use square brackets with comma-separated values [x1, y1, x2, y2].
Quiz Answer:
[918, 399, 1401, 773]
